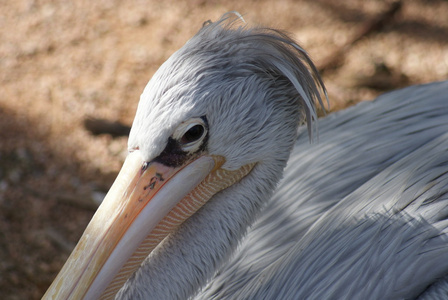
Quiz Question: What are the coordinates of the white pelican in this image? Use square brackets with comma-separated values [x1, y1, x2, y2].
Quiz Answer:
[44, 14, 448, 299]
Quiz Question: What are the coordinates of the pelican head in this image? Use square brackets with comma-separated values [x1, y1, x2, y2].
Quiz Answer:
[44, 14, 326, 299]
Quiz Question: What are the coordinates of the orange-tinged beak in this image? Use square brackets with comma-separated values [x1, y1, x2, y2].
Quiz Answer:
[43, 151, 254, 300]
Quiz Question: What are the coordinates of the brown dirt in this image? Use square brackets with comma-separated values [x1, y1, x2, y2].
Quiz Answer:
[1, 0, 447, 298]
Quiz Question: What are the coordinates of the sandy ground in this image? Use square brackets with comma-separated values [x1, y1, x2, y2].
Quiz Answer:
[1, 0, 447, 298]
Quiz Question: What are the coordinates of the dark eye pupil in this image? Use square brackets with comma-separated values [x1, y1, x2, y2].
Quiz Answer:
[181, 125, 204, 145]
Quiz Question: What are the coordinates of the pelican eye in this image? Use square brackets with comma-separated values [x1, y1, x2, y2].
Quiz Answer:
[173, 117, 208, 152]
[181, 124, 205, 145]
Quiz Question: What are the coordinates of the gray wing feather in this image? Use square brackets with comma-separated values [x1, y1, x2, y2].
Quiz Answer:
[196, 81, 448, 299]
[419, 275, 448, 299]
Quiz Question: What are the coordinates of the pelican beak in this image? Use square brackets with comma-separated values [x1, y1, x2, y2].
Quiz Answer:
[43, 151, 253, 300]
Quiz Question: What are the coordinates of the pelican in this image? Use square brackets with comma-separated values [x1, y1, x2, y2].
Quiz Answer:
[44, 14, 448, 299]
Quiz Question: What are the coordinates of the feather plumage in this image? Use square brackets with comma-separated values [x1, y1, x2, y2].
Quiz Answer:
[115, 14, 448, 299]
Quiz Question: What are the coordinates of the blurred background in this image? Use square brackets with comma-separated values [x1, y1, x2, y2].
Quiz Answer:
[1, 0, 447, 298]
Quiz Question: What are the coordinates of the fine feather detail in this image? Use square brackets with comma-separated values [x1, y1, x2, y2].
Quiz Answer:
[198, 13, 328, 140]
